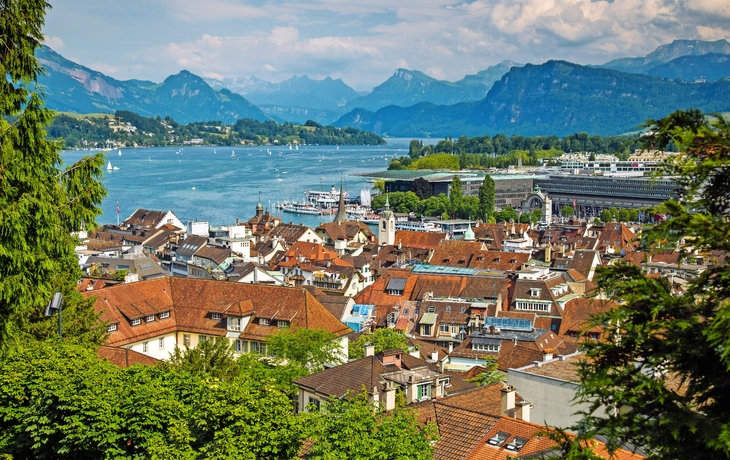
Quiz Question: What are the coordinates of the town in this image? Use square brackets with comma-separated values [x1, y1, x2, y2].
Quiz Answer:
[72, 148, 692, 458]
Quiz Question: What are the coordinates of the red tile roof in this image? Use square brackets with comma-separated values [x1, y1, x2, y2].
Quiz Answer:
[394, 230, 446, 250]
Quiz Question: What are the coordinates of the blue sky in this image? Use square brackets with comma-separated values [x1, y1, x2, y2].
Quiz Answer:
[43, 0, 729, 90]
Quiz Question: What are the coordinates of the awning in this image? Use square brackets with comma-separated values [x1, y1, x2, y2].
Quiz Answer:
[420, 312, 437, 325]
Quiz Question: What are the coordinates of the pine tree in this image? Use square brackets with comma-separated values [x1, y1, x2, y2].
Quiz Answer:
[0, 0, 107, 350]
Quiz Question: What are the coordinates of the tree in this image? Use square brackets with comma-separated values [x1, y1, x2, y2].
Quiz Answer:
[629, 209, 639, 222]
[0, 0, 107, 350]
[166, 337, 240, 381]
[600, 209, 613, 222]
[449, 176, 463, 216]
[412, 177, 433, 200]
[575, 111, 730, 459]
[265, 327, 343, 372]
[477, 175, 496, 222]
[466, 358, 505, 387]
[618, 208, 630, 222]
[305, 389, 437, 460]
[371, 179, 386, 194]
[561, 205, 575, 217]
[531, 208, 543, 223]
[349, 328, 408, 360]
[409, 139, 423, 158]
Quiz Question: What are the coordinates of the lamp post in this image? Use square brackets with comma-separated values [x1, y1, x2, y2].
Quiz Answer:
[44, 292, 64, 339]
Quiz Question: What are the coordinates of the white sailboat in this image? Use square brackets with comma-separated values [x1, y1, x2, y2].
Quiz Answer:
[106, 161, 113, 171]
[118, 149, 122, 156]
[276, 173, 283, 182]
[231, 150, 236, 158]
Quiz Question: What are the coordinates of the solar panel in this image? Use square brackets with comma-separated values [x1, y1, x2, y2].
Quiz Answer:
[484, 316, 533, 331]
[139, 263, 152, 270]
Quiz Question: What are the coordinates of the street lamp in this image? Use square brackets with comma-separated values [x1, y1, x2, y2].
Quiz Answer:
[44, 292, 64, 339]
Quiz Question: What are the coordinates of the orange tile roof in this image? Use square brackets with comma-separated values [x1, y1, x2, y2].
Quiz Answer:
[97, 345, 160, 368]
[394, 230, 446, 250]
[88, 278, 351, 347]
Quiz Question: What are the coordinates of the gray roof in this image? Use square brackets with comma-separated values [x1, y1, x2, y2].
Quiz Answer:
[386, 277, 407, 291]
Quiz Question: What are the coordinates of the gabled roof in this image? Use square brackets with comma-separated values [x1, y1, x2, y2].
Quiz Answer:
[98, 345, 160, 368]
[89, 278, 351, 347]
[176, 235, 208, 258]
[316, 221, 376, 242]
[193, 245, 232, 265]
[394, 230, 446, 250]
[264, 223, 316, 245]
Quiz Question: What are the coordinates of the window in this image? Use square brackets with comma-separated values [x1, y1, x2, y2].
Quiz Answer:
[422, 324, 432, 336]
[487, 432, 509, 446]
[530, 288, 541, 297]
[142, 341, 148, 353]
[107, 323, 118, 333]
[211, 312, 222, 320]
[427, 306, 436, 313]
[159, 311, 170, 319]
[308, 396, 321, 410]
[158, 337, 165, 350]
[505, 437, 528, 452]
[199, 335, 208, 343]
[473, 343, 500, 352]
[131, 318, 141, 326]
[445, 306, 451, 312]
[251, 341, 267, 355]
[259, 318, 270, 326]
[277, 320, 288, 328]
[417, 383, 431, 400]
[439, 323, 450, 333]
[146, 315, 155, 323]
[460, 307, 466, 313]
[183, 334, 191, 347]
[515, 301, 550, 312]
[228, 317, 241, 331]
[235, 340, 246, 352]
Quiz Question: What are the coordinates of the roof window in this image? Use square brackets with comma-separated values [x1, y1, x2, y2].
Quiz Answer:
[487, 432, 509, 446]
[505, 437, 528, 452]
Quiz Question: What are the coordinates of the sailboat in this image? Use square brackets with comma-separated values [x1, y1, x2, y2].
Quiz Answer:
[118, 149, 122, 156]
[276, 172, 283, 182]
[289, 145, 292, 150]
[106, 161, 113, 171]
[231, 150, 235, 158]
[336, 145, 339, 150]
[148, 156, 151, 162]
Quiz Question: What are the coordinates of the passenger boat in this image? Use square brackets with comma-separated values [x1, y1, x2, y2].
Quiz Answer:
[395, 220, 441, 232]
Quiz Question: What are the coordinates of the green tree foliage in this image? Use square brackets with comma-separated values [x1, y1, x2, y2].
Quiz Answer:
[450, 175, 463, 215]
[166, 337, 240, 381]
[406, 153, 461, 170]
[477, 175, 496, 222]
[265, 327, 343, 372]
[0, 0, 107, 350]
[0, 341, 304, 459]
[349, 328, 409, 360]
[494, 206, 519, 223]
[371, 178, 386, 194]
[575, 110, 730, 459]
[371, 191, 420, 215]
[531, 208, 543, 222]
[466, 359, 505, 387]
[561, 205, 575, 217]
[305, 389, 437, 460]
[600, 209, 613, 222]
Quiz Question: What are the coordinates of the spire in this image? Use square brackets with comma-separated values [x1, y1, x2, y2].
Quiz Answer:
[256, 191, 264, 217]
[384, 193, 390, 209]
[334, 180, 348, 224]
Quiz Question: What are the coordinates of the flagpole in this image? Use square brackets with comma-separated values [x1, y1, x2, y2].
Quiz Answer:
[116, 201, 120, 226]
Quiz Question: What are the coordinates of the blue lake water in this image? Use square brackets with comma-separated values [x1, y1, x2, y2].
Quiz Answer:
[61, 138, 427, 229]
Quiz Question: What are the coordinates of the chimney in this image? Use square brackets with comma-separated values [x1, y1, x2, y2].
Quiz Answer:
[448, 342, 454, 353]
[383, 381, 396, 411]
[501, 385, 516, 417]
[544, 245, 551, 263]
[430, 351, 438, 361]
[369, 385, 380, 407]
[516, 401, 531, 422]
[364, 345, 375, 357]
[543, 350, 553, 362]
[398, 239, 402, 250]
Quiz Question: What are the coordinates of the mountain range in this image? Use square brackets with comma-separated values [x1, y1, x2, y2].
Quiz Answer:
[35, 46, 268, 124]
[34, 39, 730, 137]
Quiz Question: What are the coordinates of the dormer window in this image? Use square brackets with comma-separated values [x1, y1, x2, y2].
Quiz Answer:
[427, 306, 436, 313]
[146, 315, 155, 323]
[228, 317, 241, 331]
[277, 320, 289, 328]
[530, 288, 541, 297]
[259, 318, 270, 326]
[107, 323, 118, 333]
[131, 318, 141, 326]
[159, 311, 170, 319]
[212, 313, 222, 320]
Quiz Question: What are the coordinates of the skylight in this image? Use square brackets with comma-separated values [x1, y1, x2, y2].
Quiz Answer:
[505, 437, 527, 452]
[487, 432, 509, 446]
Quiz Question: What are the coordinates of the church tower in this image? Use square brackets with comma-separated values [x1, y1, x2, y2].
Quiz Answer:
[378, 195, 395, 245]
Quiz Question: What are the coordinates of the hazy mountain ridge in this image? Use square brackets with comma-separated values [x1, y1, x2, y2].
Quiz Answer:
[601, 39, 730, 75]
[333, 60, 730, 137]
[35, 46, 269, 123]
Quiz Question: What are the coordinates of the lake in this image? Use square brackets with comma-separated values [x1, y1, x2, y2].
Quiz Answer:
[61, 138, 432, 229]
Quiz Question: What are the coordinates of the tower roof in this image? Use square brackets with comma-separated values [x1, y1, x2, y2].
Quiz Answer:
[333, 182, 348, 224]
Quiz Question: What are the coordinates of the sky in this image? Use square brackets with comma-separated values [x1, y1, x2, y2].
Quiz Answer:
[42, 0, 730, 91]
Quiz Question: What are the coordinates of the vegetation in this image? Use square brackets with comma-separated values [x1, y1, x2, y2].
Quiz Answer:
[388, 132, 650, 171]
[466, 357, 505, 387]
[305, 389, 437, 460]
[574, 110, 730, 459]
[46, 110, 385, 149]
[349, 328, 409, 360]
[0, 0, 107, 351]
[477, 175, 496, 223]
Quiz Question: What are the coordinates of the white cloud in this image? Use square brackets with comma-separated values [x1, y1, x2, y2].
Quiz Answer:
[44, 36, 65, 50]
